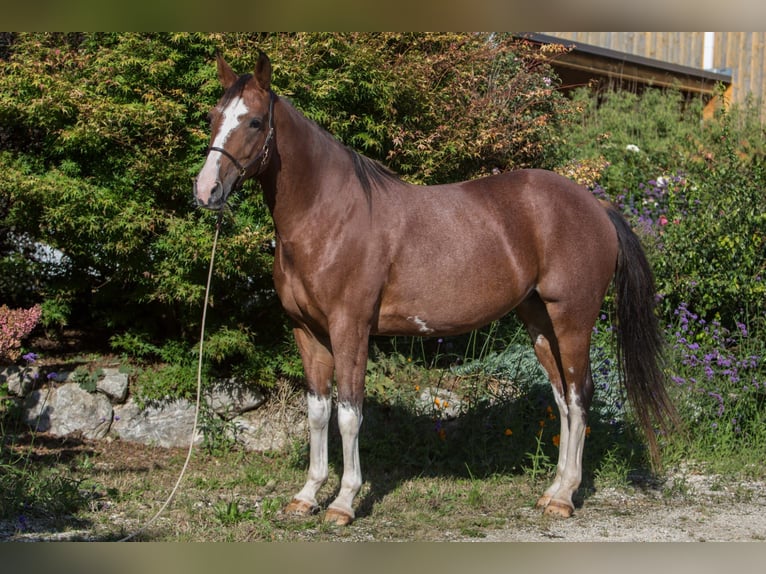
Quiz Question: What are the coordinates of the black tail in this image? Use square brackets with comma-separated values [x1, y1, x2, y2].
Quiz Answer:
[606, 206, 680, 468]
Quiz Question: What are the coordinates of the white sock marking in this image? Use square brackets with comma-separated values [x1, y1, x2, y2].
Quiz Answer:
[329, 402, 363, 517]
[293, 393, 331, 506]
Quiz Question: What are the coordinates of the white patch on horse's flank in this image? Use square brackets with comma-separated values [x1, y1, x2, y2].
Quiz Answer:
[535, 334, 545, 347]
[407, 315, 434, 334]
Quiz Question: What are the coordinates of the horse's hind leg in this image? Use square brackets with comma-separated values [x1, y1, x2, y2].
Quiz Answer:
[284, 327, 334, 517]
[516, 294, 596, 517]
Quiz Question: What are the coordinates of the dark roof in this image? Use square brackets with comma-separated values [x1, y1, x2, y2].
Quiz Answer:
[517, 33, 732, 93]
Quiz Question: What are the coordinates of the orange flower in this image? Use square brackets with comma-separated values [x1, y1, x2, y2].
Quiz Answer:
[585, 426, 591, 438]
[538, 420, 545, 428]
[552, 434, 560, 447]
[504, 428, 513, 437]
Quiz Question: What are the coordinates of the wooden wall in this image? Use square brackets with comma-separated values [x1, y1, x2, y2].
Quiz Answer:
[542, 32, 765, 111]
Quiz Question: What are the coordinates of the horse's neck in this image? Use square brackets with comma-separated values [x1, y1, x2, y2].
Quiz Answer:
[262, 102, 361, 241]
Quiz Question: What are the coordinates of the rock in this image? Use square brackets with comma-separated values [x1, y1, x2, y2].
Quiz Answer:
[97, 368, 129, 403]
[234, 408, 306, 452]
[8, 359, 293, 454]
[205, 380, 266, 419]
[417, 387, 462, 419]
[112, 398, 202, 448]
[1, 365, 39, 396]
[23, 384, 113, 439]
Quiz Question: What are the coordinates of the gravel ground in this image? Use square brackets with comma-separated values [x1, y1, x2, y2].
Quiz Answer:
[465, 471, 766, 542]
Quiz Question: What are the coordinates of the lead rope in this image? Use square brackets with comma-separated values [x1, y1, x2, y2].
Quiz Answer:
[118, 211, 223, 542]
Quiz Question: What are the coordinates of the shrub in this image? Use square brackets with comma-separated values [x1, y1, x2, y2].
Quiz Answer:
[1, 33, 575, 391]
[665, 302, 766, 466]
[561, 87, 766, 328]
[0, 304, 41, 363]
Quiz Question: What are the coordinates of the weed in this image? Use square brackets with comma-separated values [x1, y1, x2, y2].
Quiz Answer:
[523, 433, 554, 483]
[593, 447, 631, 489]
[72, 366, 102, 393]
[464, 464, 484, 508]
[198, 404, 241, 456]
[213, 499, 254, 525]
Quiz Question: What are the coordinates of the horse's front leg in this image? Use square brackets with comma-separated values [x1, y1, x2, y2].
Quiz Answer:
[284, 327, 334, 517]
[324, 319, 370, 526]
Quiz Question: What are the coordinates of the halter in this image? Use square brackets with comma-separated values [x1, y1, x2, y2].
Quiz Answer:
[208, 89, 275, 191]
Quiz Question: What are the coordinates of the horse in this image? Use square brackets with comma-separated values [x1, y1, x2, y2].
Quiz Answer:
[193, 51, 678, 526]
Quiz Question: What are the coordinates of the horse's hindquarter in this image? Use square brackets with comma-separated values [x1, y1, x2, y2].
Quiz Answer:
[375, 170, 618, 336]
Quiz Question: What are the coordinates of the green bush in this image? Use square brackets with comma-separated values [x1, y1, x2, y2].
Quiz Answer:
[1, 33, 574, 394]
[561, 87, 766, 327]
[553, 86, 766, 472]
[560, 87, 705, 194]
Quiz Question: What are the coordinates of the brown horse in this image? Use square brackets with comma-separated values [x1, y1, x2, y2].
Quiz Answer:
[194, 52, 678, 525]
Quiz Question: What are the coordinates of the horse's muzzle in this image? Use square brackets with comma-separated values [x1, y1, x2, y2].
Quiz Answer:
[193, 178, 226, 210]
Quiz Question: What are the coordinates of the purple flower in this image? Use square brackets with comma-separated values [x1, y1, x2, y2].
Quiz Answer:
[708, 391, 725, 417]
[22, 352, 38, 363]
[47, 372, 58, 380]
[736, 322, 748, 338]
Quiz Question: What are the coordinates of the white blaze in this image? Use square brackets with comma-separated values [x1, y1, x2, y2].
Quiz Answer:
[196, 96, 249, 202]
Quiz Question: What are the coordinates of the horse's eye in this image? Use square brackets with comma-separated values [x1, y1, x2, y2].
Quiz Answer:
[249, 118, 262, 129]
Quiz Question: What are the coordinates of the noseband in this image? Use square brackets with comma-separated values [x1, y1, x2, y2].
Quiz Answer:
[209, 89, 275, 191]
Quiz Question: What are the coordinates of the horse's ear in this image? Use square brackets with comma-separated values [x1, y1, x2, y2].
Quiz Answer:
[253, 51, 272, 92]
[216, 53, 238, 89]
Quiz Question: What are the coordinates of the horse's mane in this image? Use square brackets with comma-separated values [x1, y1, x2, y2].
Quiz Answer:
[348, 149, 401, 201]
[276, 92, 402, 201]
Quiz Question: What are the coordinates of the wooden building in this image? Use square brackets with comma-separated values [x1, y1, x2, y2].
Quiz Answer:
[521, 32, 766, 119]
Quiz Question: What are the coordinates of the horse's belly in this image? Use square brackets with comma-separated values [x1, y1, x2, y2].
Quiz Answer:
[374, 279, 529, 337]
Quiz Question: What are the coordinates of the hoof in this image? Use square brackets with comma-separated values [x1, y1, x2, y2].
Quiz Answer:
[324, 507, 354, 526]
[542, 499, 574, 518]
[535, 495, 552, 509]
[284, 498, 320, 516]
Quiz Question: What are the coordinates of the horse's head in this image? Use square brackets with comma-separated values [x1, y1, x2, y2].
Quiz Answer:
[194, 52, 275, 210]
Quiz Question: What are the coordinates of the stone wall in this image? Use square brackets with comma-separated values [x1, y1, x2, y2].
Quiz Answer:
[1, 365, 306, 452]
